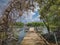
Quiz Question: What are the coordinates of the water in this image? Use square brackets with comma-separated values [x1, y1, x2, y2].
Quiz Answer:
[42, 27, 48, 34]
[16, 27, 28, 45]
[36, 27, 48, 34]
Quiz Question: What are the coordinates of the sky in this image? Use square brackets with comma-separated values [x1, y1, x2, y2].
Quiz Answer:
[16, 5, 41, 23]
[16, 2, 42, 23]
[0, 0, 42, 23]
[0, 0, 10, 10]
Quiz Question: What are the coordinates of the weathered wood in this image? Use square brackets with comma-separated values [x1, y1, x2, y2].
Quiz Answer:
[21, 27, 50, 45]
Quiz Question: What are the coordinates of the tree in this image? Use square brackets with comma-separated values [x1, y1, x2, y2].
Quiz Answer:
[0, 0, 35, 44]
[27, 22, 44, 27]
[14, 22, 24, 28]
[36, 0, 60, 33]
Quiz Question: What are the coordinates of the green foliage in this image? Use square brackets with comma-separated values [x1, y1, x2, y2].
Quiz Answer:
[27, 22, 44, 27]
[14, 22, 24, 28]
[36, 0, 60, 32]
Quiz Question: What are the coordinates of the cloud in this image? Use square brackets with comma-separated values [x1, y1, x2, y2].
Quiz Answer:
[0, 1, 41, 23]
[18, 11, 40, 23]
[16, 2, 41, 23]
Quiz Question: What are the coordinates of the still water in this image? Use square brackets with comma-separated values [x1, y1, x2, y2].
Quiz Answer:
[13, 27, 29, 45]
[17, 28, 27, 44]
[4, 27, 48, 45]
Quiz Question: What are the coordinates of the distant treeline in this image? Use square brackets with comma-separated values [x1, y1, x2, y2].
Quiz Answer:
[26, 22, 44, 27]
[14, 22, 24, 28]
[14, 22, 44, 27]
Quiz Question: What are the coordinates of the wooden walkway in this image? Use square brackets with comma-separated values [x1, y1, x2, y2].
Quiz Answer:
[21, 27, 50, 45]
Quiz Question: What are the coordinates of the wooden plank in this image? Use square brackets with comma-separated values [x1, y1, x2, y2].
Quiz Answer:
[21, 27, 50, 45]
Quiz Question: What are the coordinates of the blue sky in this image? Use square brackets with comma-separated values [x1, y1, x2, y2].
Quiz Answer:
[0, 0, 10, 15]
[0, 0, 10, 9]
[0, 0, 41, 23]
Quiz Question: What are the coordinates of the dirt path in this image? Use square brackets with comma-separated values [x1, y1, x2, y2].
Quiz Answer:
[21, 27, 50, 45]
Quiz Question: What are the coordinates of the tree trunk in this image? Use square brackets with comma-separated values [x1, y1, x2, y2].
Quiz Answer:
[43, 20, 50, 34]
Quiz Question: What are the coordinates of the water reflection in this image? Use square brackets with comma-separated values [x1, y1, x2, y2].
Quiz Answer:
[16, 27, 29, 45]
[35, 27, 48, 34]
